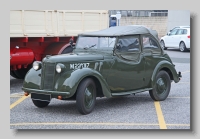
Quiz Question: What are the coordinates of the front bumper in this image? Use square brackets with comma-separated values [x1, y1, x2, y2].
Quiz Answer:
[185, 40, 190, 49]
[22, 87, 70, 98]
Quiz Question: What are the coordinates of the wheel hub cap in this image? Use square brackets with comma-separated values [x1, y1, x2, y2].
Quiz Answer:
[84, 87, 93, 108]
[156, 78, 166, 94]
[180, 43, 184, 51]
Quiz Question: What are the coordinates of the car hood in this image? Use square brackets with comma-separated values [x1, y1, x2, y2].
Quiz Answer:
[42, 53, 104, 63]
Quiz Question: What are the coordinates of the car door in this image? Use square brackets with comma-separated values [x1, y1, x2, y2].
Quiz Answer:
[172, 29, 183, 47]
[106, 35, 145, 93]
[166, 29, 178, 47]
[142, 35, 162, 88]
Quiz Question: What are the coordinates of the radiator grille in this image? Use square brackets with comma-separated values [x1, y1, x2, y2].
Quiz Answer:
[43, 63, 55, 90]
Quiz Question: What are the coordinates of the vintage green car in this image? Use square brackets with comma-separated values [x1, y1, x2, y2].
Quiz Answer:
[22, 25, 182, 115]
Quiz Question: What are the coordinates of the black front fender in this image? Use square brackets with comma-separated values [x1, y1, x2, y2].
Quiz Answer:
[23, 68, 41, 90]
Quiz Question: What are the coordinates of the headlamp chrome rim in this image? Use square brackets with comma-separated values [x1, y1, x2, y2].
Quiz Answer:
[56, 63, 65, 73]
[33, 61, 42, 71]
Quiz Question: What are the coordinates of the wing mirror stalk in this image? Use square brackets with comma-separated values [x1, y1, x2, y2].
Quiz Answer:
[69, 38, 75, 49]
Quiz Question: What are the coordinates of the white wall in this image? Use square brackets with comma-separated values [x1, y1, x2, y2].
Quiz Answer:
[120, 16, 168, 39]
[167, 10, 190, 32]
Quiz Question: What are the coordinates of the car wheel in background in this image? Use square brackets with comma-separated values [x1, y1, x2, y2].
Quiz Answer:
[160, 40, 167, 50]
[10, 70, 20, 79]
[179, 42, 188, 52]
[11, 64, 32, 79]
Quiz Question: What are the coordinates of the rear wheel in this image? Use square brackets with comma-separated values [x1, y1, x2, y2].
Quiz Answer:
[11, 64, 32, 79]
[32, 99, 50, 108]
[10, 70, 20, 79]
[14, 68, 28, 79]
[149, 70, 171, 101]
[76, 78, 96, 115]
[179, 42, 188, 52]
[160, 40, 167, 50]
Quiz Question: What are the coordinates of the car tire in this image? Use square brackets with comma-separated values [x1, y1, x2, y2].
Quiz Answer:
[149, 70, 171, 101]
[76, 78, 96, 115]
[32, 99, 50, 108]
[160, 40, 167, 50]
[10, 70, 20, 79]
[12, 64, 32, 79]
[179, 42, 188, 52]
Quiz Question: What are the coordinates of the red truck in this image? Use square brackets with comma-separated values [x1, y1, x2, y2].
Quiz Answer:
[10, 10, 109, 79]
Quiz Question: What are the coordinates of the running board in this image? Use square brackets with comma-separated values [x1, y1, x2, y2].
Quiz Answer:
[111, 88, 152, 96]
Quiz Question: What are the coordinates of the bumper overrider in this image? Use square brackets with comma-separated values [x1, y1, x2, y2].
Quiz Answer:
[178, 71, 182, 81]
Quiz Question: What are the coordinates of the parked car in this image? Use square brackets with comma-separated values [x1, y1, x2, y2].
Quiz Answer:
[160, 27, 190, 52]
[168, 26, 190, 34]
[22, 25, 182, 115]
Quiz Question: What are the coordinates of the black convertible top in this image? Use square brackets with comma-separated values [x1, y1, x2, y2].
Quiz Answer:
[79, 25, 159, 40]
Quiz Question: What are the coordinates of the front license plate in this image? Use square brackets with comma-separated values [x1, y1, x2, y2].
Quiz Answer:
[31, 93, 51, 102]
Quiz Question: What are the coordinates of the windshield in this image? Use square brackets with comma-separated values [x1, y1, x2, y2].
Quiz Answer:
[76, 36, 117, 50]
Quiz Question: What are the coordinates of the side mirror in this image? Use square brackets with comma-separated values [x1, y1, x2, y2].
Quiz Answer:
[69, 38, 73, 45]
[167, 32, 170, 36]
[116, 43, 121, 49]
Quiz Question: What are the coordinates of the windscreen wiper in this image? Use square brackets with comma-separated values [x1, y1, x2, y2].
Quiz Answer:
[83, 44, 96, 50]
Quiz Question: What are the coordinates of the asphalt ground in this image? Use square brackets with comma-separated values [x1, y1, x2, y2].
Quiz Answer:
[10, 60, 190, 129]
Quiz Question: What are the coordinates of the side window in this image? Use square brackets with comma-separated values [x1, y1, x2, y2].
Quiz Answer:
[169, 29, 178, 35]
[142, 35, 161, 54]
[99, 37, 116, 48]
[176, 29, 183, 35]
[117, 36, 140, 52]
[183, 29, 187, 34]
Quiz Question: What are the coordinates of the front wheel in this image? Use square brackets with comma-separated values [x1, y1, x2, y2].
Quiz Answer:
[76, 78, 96, 115]
[149, 70, 171, 101]
[32, 99, 50, 108]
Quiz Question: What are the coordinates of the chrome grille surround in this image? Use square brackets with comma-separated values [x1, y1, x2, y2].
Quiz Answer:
[42, 63, 55, 90]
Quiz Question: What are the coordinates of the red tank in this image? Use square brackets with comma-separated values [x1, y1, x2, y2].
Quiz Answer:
[10, 46, 34, 67]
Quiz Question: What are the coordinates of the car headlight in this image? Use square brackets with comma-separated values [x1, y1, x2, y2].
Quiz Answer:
[56, 63, 66, 73]
[33, 61, 42, 71]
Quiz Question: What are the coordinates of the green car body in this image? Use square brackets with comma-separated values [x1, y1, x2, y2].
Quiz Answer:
[22, 25, 182, 115]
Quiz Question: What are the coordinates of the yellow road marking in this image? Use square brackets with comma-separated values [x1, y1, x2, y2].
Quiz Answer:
[154, 101, 167, 129]
[10, 122, 190, 127]
[10, 95, 30, 110]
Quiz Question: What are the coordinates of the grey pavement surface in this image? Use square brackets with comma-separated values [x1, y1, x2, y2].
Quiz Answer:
[165, 48, 190, 63]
